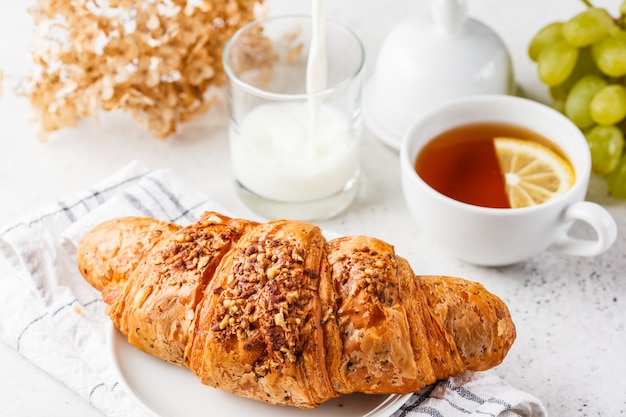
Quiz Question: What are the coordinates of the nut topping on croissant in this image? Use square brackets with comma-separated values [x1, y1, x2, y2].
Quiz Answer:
[78, 211, 516, 409]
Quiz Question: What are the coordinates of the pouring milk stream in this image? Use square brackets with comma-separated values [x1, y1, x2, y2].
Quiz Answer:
[306, 0, 327, 159]
[231, 0, 359, 204]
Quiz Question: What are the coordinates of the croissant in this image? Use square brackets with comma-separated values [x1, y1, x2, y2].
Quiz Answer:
[77, 211, 516, 409]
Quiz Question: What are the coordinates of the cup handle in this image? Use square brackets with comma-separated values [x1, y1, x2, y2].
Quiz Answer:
[550, 201, 617, 257]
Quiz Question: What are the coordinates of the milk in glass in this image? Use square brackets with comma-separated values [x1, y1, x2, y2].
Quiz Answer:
[230, 0, 359, 205]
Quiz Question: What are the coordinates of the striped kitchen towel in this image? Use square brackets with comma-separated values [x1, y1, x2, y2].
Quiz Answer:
[0, 161, 547, 417]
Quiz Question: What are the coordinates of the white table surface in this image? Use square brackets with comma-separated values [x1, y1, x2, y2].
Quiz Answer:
[1, 0, 625, 416]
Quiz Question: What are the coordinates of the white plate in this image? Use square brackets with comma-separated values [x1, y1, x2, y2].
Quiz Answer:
[109, 324, 412, 417]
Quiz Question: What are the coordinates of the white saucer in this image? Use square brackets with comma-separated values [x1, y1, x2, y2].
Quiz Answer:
[363, 80, 405, 151]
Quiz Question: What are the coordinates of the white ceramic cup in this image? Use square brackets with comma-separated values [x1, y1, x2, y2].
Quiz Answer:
[400, 95, 618, 266]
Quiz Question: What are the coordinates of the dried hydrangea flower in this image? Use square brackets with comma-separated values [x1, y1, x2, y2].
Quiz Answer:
[24, 0, 263, 139]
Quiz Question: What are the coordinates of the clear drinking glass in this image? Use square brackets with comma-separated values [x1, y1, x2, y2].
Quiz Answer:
[223, 15, 365, 221]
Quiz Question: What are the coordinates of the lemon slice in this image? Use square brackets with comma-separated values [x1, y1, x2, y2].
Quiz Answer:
[493, 137, 575, 208]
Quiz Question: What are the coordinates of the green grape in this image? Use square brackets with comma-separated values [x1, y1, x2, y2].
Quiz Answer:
[550, 87, 567, 112]
[550, 85, 568, 102]
[565, 75, 607, 128]
[558, 47, 599, 94]
[562, 8, 615, 47]
[591, 29, 626, 77]
[537, 40, 579, 86]
[528, 22, 564, 62]
[585, 125, 625, 175]
[606, 153, 626, 198]
[589, 84, 626, 125]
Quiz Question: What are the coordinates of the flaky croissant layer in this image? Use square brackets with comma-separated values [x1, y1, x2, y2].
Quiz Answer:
[77, 211, 516, 409]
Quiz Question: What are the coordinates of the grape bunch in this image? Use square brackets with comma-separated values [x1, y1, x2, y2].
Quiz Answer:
[529, 1, 626, 198]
